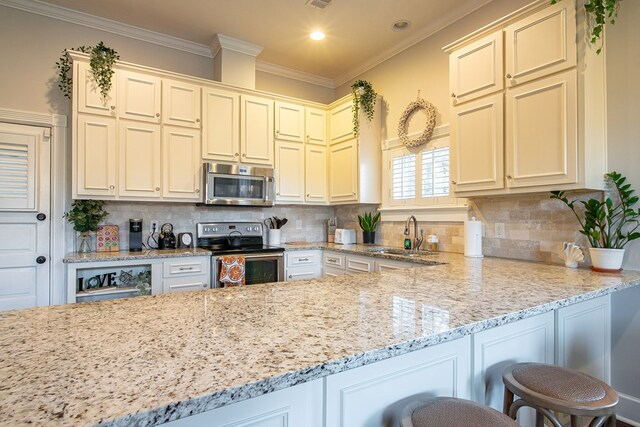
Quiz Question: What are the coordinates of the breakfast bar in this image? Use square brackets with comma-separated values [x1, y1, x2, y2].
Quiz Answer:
[2, 253, 639, 426]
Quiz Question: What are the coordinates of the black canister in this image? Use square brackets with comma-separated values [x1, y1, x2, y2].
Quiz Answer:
[129, 219, 143, 252]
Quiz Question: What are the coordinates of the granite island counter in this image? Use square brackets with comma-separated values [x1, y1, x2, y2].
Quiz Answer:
[1, 254, 639, 426]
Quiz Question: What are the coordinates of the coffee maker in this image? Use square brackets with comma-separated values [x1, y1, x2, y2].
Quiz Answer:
[129, 219, 143, 252]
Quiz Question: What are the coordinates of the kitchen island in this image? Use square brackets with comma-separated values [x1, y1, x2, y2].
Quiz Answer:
[1, 251, 639, 426]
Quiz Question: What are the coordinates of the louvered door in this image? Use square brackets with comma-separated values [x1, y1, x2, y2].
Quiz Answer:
[0, 125, 36, 211]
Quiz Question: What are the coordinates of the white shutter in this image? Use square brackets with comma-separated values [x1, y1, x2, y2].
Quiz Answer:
[421, 147, 450, 198]
[0, 133, 36, 211]
[391, 153, 416, 201]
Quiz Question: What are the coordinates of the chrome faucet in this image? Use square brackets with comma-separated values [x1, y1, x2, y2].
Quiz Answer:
[404, 215, 424, 252]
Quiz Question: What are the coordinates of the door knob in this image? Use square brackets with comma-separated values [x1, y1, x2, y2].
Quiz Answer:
[36, 213, 46, 221]
[36, 256, 46, 264]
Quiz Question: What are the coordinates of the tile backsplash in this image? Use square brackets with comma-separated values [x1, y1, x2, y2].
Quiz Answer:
[67, 192, 600, 267]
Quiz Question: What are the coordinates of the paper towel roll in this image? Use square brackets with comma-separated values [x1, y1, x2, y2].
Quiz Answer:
[464, 217, 483, 258]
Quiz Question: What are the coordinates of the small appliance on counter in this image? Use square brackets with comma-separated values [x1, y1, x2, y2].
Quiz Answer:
[464, 217, 483, 258]
[129, 219, 143, 252]
[335, 228, 356, 244]
[177, 232, 193, 249]
[158, 223, 176, 249]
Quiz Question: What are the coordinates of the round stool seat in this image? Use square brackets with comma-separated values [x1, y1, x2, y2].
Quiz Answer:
[401, 397, 518, 427]
[503, 363, 618, 416]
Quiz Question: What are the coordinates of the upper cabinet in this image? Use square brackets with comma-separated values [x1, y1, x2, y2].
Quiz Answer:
[241, 94, 274, 166]
[162, 79, 201, 128]
[329, 100, 354, 144]
[305, 107, 326, 146]
[77, 61, 116, 117]
[117, 70, 162, 123]
[274, 101, 305, 143]
[445, 0, 606, 197]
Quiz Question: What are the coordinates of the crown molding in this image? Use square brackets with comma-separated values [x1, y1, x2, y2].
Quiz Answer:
[256, 61, 335, 88]
[210, 34, 263, 58]
[333, 0, 493, 87]
[0, 0, 212, 57]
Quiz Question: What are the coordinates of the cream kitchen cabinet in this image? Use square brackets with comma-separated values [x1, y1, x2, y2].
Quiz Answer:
[76, 61, 117, 117]
[305, 107, 326, 145]
[374, 259, 415, 272]
[202, 89, 274, 166]
[345, 255, 375, 274]
[161, 257, 209, 293]
[445, 0, 607, 197]
[305, 144, 327, 204]
[75, 114, 117, 197]
[329, 99, 354, 144]
[328, 96, 381, 204]
[118, 120, 162, 199]
[275, 141, 305, 203]
[274, 101, 305, 143]
[285, 250, 322, 281]
[117, 69, 162, 123]
[162, 126, 202, 201]
[162, 79, 201, 129]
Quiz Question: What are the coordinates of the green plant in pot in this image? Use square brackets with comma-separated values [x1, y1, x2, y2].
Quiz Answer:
[351, 80, 377, 137]
[56, 41, 119, 100]
[358, 211, 381, 244]
[551, 171, 640, 271]
[63, 200, 109, 253]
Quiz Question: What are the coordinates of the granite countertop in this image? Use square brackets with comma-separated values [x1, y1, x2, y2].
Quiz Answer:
[2, 254, 640, 426]
[63, 248, 212, 263]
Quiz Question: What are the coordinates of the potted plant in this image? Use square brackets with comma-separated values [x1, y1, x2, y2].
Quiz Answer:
[63, 200, 109, 253]
[351, 80, 377, 136]
[551, 171, 640, 271]
[358, 211, 381, 244]
[56, 41, 120, 100]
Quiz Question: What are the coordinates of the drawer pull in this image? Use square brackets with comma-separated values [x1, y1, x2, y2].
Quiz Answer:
[327, 257, 338, 262]
[298, 257, 309, 262]
[178, 266, 194, 271]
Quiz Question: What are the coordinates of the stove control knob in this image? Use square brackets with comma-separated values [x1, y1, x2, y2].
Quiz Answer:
[212, 227, 218, 232]
[254, 226, 259, 231]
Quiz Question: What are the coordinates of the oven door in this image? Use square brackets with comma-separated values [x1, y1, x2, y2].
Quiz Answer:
[212, 253, 284, 288]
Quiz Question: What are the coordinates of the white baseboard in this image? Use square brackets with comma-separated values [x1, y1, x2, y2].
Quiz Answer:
[619, 392, 640, 426]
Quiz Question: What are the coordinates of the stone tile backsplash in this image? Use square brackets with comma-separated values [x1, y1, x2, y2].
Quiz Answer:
[67, 192, 601, 267]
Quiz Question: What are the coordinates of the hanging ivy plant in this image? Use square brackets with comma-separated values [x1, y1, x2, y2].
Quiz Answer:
[351, 80, 377, 136]
[552, 0, 621, 54]
[56, 42, 120, 100]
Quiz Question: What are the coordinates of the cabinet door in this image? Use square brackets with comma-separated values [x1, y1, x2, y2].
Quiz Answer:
[505, 0, 576, 88]
[329, 100, 354, 144]
[329, 140, 358, 203]
[449, 30, 504, 105]
[275, 141, 304, 203]
[76, 114, 117, 197]
[76, 61, 116, 117]
[162, 126, 201, 201]
[450, 93, 504, 193]
[473, 312, 554, 427]
[375, 259, 414, 272]
[326, 337, 470, 427]
[346, 255, 374, 274]
[202, 87, 240, 163]
[556, 295, 610, 382]
[162, 276, 209, 293]
[305, 144, 327, 204]
[274, 101, 305, 143]
[506, 70, 577, 188]
[118, 120, 161, 198]
[117, 70, 161, 123]
[305, 107, 326, 145]
[241, 94, 274, 165]
[162, 79, 201, 128]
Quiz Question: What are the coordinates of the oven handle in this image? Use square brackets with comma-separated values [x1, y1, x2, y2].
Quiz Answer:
[240, 253, 284, 260]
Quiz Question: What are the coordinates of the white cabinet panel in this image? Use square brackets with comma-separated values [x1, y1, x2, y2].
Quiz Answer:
[329, 140, 358, 203]
[325, 336, 471, 427]
[346, 255, 374, 274]
[275, 141, 304, 203]
[117, 70, 161, 123]
[162, 276, 208, 293]
[505, 0, 576, 87]
[162, 126, 201, 201]
[473, 312, 554, 427]
[76, 114, 117, 197]
[286, 250, 321, 268]
[323, 252, 345, 270]
[305, 107, 326, 145]
[164, 379, 323, 427]
[202, 87, 240, 162]
[118, 120, 161, 198]
[329, 100, 354, 144]
[305, 144, 327, 204]
[274, 101, 305, 143]
[451, 93, 504, 193]
[374, 259, 414, 272]
[76, 61, 116, 117]
[556, 295, 610, 382]
[162, 79, 201, 128]
[506, 70, 577, 188]
[162, 257, 208, 277]
[449, 30, 504, 105]
[241, 95, 274, 166]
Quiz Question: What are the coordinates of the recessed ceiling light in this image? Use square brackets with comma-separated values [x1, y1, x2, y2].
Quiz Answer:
[310, 31, 325, 41]
[392, 20, 411, 32]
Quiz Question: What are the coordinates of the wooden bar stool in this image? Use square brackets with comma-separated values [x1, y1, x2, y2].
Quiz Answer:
[400, 396, 518, 427]
[503, 362, 618, 427]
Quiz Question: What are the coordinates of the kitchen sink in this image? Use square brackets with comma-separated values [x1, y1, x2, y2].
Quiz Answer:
[362, 247, 433, 257]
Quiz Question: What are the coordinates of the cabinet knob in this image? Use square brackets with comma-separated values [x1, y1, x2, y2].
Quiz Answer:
[276, 129, 280, 134]
[196, 118, 200, 123]
[506, 74, 513, 79]
[202, 283, 207, 288]
[276, 192, 280, 196]
[288, 275, 292, 279]
[195, 189, 200, 193]
[155, 187, 160, 191]
[507, 175, 513, 179]
[235, 152, 239, 157]
[352, 192, 356, 195]
[451, 180, 457, 185]
[451, 93, 456, 98]
[306, 194, 310, 197]
[156, 113, 160, 118]
[109, 185, 115, 190]
[242, 153, 246, 158]
[110, 105, 115, 110]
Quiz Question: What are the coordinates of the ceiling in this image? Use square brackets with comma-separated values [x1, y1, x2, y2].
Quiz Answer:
[33, 0, 493, 86]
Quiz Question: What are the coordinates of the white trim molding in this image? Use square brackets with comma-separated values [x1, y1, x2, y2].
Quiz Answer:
[210, 34, 263, 58]
[379, 205, 469, 223]
[618, 392, 640, 426]
[256, 61, 335, 89]
[0, 108, 67, 306]
[383, 123, 450, 151]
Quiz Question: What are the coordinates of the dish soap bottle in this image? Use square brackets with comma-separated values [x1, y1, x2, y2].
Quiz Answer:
[404, 236, 411, 250]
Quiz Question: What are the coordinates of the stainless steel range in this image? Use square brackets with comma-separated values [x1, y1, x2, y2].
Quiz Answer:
[196, 222, 285, 288]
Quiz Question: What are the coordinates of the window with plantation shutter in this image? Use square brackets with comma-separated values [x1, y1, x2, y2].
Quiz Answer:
[422, 147, 450, 198]
[392, 153, 416, 201]
[0, 138, 36, 211]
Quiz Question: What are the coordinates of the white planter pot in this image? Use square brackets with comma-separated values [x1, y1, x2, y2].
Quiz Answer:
[589, 247, 625, 271]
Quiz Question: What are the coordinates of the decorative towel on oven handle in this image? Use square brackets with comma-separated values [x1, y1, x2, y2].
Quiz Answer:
[219, 255, 246, 287]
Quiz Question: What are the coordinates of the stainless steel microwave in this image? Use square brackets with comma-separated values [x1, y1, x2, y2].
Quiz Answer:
[203, 163, 275, 206]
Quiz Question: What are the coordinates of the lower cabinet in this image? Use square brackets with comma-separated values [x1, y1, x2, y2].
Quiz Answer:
[285, 250, 322, 281]
[345, 254, 375, 274]
[161, 257, 209, 293]
[164, 379, 324, 427]
[374, 259, 415, 272]
[325, 336, 471, 427]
